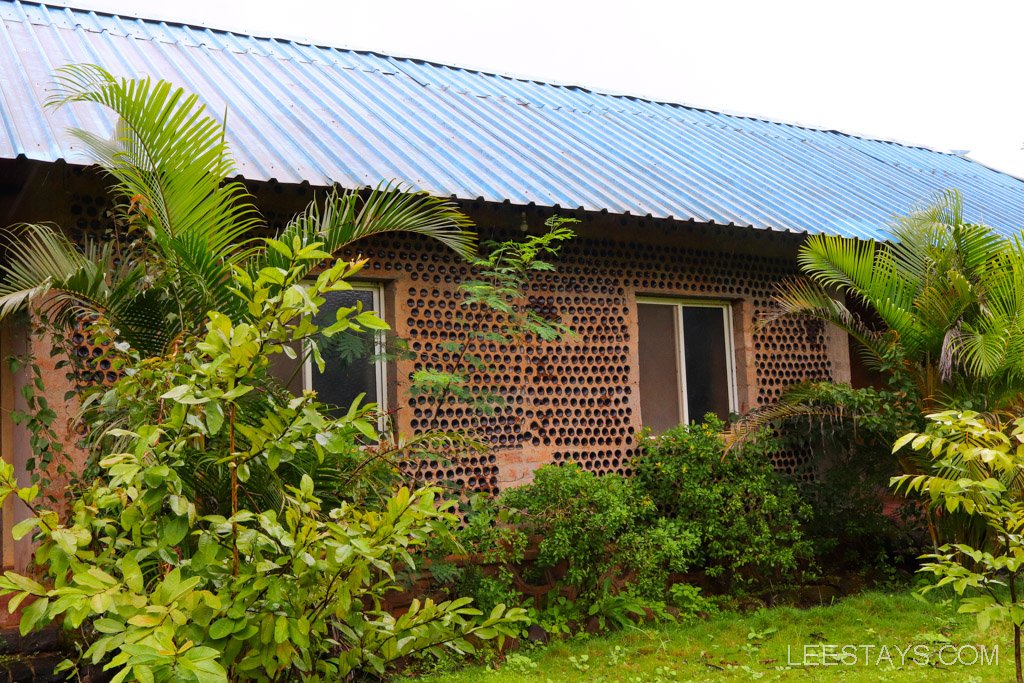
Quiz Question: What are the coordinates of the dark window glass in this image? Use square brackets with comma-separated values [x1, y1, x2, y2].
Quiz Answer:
[637, 303, 683, 434]
[638, 302, 733, 433]
[681, 306, 730, 423]
[310, 289, 381, 411]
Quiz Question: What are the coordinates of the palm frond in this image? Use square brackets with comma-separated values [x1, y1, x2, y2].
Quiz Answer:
[251, 182, 475, 279]
[0, 223, 112, 323]
[949, 324, 1010, 379]
[772, 190, 1024, 405]
[797, 233, 925, 353]
[50, 64, 262, 344]
[726, 390, 844, 448]
[798, 234, 882, 299]
[49, 64, 258, 243]
[764, 276, 890, 367]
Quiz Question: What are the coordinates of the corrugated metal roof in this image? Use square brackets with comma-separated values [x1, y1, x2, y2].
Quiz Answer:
[2, 0, 1024, 240]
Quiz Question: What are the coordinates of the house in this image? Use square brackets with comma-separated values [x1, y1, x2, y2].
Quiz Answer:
[3, 1, 1024, 570]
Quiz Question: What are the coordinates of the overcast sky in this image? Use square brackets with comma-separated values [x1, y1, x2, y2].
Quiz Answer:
[60, 0, 1024, 178]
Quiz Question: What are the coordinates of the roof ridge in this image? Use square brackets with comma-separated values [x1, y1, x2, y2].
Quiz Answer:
[7, 0, 966, 157]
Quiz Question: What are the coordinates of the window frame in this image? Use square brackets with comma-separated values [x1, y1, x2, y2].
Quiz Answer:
[302, 280, 388, 414]
[636, 296, 738, 425]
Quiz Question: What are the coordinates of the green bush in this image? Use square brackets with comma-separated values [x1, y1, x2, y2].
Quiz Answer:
[617, 518, 700, 600]
[666, 583, 716, 619]
[500, 463, 653, 595]
[1, 462, 520, 681]
[438, 493, 528, 618]
[0, 240, 527, 682]
[892, 411, 1024, 681]
[449, 472, 690, 634]
[776, 382, 927, 570]
[632, 415, 811, 588]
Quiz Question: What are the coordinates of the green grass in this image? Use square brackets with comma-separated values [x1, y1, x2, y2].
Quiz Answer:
[410, 591, 1015, 682]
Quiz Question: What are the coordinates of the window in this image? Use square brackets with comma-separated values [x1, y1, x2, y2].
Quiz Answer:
[636, 299, 737, 432]
[269, 282, 387, 412]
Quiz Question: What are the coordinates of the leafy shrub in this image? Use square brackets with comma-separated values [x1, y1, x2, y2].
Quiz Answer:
[667, 583, 716, 619]
[617, 518, 700, 600]
[633, 415, 811, 588]
[451, 568, 523, 617]
[0, 240, 527, 681]
[424, 493, 528, 616]
[455, 494, 528, 567]
[525, 595, 582, 638]
[774, 382, 926, 570]
[585, 588, 650, 631]
[500, 463, 653, 594]
[0, 462, 520, 681]
[892, 411, 1024, 681]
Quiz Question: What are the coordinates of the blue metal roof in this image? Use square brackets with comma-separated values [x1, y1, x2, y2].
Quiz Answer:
[2, 0, 1024, 240]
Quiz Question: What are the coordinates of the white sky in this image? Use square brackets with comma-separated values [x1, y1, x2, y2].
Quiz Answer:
[61, 0, 1024, 178]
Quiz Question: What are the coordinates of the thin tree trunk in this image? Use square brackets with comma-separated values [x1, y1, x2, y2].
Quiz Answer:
[230, 403, 240, 576]
[926, 508, 940, 553]
[1015, 622, 1022, 683]
[1011, 571, 1022, 683]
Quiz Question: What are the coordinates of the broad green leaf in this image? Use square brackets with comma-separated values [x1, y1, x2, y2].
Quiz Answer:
[205, 402, 225, 435]
[208, 618, 235, 640]
[19, 598, 49, 636]
[10, 518, 38, 541]
[159, 515, 189, 547]
[160, 385, 191, 401]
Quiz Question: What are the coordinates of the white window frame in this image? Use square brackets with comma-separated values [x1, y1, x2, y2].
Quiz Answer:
[636, 297, 738, 424]
[303, 281, 388, 414]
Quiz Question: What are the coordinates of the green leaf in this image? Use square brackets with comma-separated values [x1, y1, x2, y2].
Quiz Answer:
[355, 311, 390, 330]
[159, 515, 189, 547]
[19, 597, 49, 636]
[1, 573, 46, 598]
[892, 432, 918, 453]
[266, 448, 280, 471]
[10, 518, 38, 541]
[169, 495, 189, 517]
[93, 618, 125, 634]
[127, 614, 163, 627]
[134, 664, 155, 683]
[205, 402, 224, 435]
[121, 554, 144, 593]
[208, 618, 235, 640]
[50, 528, 79, 555]
[160, 385, 191, 401]
[221, 385, 253, 401]
[274, 615, 289, 644]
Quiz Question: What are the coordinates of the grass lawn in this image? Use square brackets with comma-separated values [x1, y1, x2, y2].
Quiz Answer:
[410, 591, 1015, 682]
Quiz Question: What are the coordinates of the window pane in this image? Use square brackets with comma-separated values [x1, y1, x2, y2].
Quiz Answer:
[311, 289, 380, 411]
[682, 306, 730, 422]
[637, 303, 682, 434]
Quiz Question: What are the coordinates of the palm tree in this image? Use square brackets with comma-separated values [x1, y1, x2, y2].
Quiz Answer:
[0, 64, 475, 357]
[765, 189, 1024, 412]
[735, 190, 1024, 550]
[732, 190, 1024, 450]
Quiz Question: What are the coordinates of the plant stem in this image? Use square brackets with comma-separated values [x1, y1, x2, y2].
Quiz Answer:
[230, 402, 239, 576]
[1011, 563, 1022, 683]
[1016, 622, 1022, 683]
